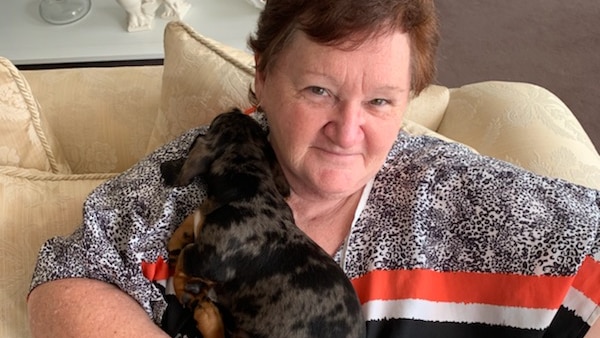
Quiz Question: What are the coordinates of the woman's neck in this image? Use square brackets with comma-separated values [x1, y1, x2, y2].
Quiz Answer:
[286, 189, 363, 255]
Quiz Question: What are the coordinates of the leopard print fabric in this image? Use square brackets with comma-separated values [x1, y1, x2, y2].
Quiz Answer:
[340, 136, 599, 279]
[30, 113, 600, 327]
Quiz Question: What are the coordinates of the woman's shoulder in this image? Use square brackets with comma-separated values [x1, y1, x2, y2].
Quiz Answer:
[376, 132, 600, 213]
[384, 132, 493, 171]
[348, 132, 599, 277]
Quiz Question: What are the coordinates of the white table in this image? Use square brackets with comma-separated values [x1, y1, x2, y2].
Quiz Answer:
[0, 0, 260, 66]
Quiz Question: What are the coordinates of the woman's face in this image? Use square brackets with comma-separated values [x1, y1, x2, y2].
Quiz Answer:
[254, 30, 412, 200]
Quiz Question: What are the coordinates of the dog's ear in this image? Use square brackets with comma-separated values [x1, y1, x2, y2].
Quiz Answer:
[161, 135, 214, 187]
[160, 158, 186, 186]
[174, 137, 214, 186]
[263, 142, 290, 198]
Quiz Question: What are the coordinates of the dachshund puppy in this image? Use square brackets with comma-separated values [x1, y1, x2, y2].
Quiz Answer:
[161, 109, 365, 338]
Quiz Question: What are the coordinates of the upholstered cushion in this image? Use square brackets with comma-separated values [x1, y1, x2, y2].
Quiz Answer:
[147, 21, 452, 153]
[402, 119, 467, 148]
[23, 65, 163, 174]
[0, 57, 70, 174]
[0, 167, 115, 337]
[438, 81, 600, 189]
[405, 84, 450, 131]
[146, 21, 256, 153]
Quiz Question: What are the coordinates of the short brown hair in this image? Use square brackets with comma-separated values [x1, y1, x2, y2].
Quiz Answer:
[248, 0, 439, 95]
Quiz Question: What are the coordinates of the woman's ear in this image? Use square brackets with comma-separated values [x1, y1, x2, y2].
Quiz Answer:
[254, 54, 265, 101]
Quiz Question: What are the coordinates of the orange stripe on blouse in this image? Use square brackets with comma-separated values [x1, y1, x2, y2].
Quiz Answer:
[572, 256, 600, 305]
[351, 268, 574, 309]
[243, 107, 257, 115]
[141, 256, 171, 281]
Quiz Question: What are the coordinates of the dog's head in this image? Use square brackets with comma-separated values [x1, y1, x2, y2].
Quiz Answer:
[161, 109, 290, 202]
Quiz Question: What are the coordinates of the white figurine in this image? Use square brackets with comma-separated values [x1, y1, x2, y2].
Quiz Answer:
[115, 0, 191, 32]
[115, 0, 156, 32]
[161, 0, 191, 19]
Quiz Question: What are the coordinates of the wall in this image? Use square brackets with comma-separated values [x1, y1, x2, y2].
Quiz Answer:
[435, 0, 600, 149]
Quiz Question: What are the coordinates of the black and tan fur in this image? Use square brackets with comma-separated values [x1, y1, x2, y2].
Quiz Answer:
[161, 109, 365, 338]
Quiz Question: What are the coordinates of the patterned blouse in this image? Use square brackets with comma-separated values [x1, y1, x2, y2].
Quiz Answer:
[30, 113, 600, 338]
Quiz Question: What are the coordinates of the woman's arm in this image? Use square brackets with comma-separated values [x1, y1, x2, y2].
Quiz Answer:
[28, 278, 169, 338]
[585, 320, 600, 338]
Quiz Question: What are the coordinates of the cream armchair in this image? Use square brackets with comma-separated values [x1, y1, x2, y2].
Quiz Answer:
[1, 21, 598, 338]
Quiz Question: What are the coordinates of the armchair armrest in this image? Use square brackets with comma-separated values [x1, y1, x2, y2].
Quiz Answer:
[437, 81, 600, 189]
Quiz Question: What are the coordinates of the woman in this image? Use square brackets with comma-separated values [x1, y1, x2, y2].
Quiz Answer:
[28, 0, 600, 337]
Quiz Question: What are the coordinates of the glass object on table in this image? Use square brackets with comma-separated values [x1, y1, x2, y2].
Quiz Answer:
[244, 0, 265, 10]
[39, 0, 92, 25]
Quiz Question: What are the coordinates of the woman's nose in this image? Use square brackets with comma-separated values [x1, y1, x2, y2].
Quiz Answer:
[323, 101, 365, 148]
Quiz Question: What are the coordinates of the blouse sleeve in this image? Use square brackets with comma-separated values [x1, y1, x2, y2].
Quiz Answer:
[29, 127, 207, 322]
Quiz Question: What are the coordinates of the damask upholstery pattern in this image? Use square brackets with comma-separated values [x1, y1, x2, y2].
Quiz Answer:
[23, 65, 163, 174]
[0, 169, 114, 338]
[145, 21, 256, 153]
[439, 81, 600, 189]
[0, 57, 70, 173]
[405, 84, 450, 131]
[0, 20, 598, 338]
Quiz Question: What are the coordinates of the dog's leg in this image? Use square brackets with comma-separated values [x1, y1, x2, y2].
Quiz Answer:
[194, 298, 226, 338]
[169, 208, 214, 305]
[173, 245, 224, 338]
[172, 245, 213, 307]
[170, 208, 225, 337]
[168, 198, 220, 268]
[167, 210, 198, 272]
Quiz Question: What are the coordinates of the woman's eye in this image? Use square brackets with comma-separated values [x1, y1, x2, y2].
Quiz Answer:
[309, 86, 329, 96]
[370, 98, 390, 106]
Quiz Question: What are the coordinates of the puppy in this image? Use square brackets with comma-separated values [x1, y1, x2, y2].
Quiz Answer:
[161, 109, 366, 338]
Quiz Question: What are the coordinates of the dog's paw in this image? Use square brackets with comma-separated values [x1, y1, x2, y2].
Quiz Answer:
[173, 269, 223, 337]
[172, 245, 215, 309]
[171, 244, 225, 338]
[180, 279, 213, 306]
[173, 261, 213, 307]
[193, 298, 226, 338]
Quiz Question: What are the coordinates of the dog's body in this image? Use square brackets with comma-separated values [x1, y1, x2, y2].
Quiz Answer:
[161, 110, 365, 338]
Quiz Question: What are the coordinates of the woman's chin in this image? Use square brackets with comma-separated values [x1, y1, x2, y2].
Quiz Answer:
[310, 171, 367, 198]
